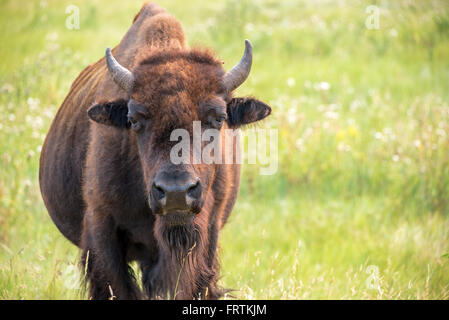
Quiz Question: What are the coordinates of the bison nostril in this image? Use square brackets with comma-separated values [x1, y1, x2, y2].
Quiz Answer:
[152, 182, 166, 200]
[186, 179, 201, 200]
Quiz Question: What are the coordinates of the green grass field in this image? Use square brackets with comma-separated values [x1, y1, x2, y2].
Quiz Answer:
[1, 0, 449, 299]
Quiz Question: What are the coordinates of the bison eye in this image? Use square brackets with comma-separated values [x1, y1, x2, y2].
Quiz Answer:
[131, 121, 142, 131]
[128, 116, 143, 132]
[209, 114, 227, 129]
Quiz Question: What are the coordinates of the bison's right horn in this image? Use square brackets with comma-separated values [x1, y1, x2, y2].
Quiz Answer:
[223, 39, 253, 92]
[105, 47, 135, 93]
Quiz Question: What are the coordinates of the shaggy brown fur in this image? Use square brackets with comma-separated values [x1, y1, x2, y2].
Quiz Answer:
[39, 2, 271, 300]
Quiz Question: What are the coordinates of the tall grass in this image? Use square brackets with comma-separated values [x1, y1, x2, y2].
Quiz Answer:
[1, 0, 448, 299]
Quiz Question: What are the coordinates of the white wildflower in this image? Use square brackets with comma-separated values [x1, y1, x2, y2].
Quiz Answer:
[389, 28, 398, 37]
[413, 140, 421, 148]
[295, 138, 304, 151]
[287, 77, 296, 88]
[27, 97, 40, 111]
[315, 81, 330, 91]
[324, 111, 339, 120]
[45, 32, 59, 42]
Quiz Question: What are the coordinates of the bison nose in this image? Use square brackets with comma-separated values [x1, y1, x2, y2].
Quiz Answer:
[150, 177, 202, 214]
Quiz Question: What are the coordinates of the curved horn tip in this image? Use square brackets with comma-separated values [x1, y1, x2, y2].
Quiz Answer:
[223, 39, 253, 92]
[105, 47, 113, 70]
[105, 47, 111, 55]
[104, 46, 135, 93]
[243, 40, 252, 58]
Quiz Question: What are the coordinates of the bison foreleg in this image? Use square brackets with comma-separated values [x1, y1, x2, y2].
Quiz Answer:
[80, 212, 141, 300]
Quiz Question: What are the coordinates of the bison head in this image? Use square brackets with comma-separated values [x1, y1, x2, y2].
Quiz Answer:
[87, 41, 271, 228]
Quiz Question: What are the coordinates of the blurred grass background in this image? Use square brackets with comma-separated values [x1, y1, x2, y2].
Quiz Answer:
[1, 0, 449, 299]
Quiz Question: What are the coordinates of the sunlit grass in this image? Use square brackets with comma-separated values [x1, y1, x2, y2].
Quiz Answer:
[1, 0, 449, 299]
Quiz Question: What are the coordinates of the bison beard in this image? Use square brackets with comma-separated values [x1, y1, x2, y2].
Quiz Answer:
[145, 217, 222, 299]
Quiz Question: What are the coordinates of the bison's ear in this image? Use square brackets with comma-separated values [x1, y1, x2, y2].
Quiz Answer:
[87, 99, 130, 128]
[226, 97, 271, 128]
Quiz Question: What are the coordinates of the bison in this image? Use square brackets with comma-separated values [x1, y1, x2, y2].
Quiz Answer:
[39, 2, 271, 300]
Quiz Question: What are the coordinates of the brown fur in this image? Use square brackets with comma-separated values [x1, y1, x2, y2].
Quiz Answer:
[39, 2, 270, 300]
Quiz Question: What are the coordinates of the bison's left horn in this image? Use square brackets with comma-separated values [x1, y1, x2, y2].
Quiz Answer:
[223, 39, 253, 92]
[105, 47, 135, 93]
